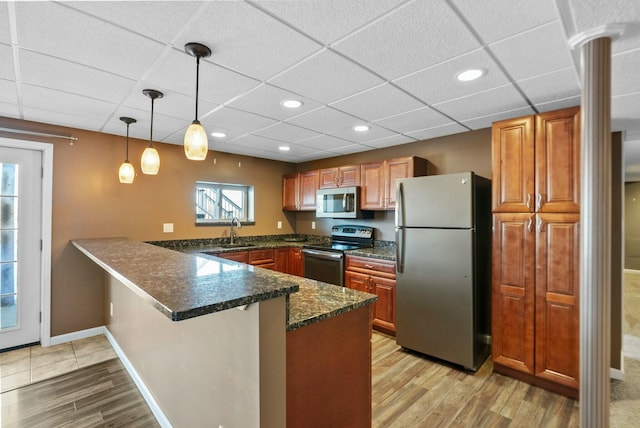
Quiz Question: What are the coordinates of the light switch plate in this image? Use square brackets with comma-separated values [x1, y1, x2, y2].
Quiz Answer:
[311, 221, 316, 230]
[163, 223, 174, 233]
[277, 221, 282, 229]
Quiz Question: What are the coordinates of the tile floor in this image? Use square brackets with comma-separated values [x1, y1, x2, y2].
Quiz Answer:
[0, 335, 116, 393]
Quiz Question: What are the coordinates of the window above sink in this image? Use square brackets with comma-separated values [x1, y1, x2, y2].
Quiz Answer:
[195, 181, 255, 226]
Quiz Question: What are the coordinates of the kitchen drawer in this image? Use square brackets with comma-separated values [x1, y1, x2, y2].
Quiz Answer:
[216, 251, 249, 263]
[346, 256, 395, 278]
[249, 249, 275, 265]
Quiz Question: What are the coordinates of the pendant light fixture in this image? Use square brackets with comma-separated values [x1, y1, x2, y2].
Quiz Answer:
[141, 89, 163, 175]
[183, 42, 211, 161]
[118, 117, 136, 184]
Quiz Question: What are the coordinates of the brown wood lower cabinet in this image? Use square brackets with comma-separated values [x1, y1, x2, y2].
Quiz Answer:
[345, 255, 396, 335]
[492, 212, 579, 397]
[214, 247, 304, 277]
[289, 248, 303, 277]
[287, 305, 372, 428]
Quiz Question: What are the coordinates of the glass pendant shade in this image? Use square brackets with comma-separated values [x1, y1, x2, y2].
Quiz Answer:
[119, 116, 136, 184]
[119, 161, 135, 184]
[141, 89, 163, 175]
[141, 146, 160, 175]
[184, 120, 208, 160]
[184, 42, 211, 161]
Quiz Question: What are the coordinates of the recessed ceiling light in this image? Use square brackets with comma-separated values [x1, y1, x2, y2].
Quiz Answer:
[210, 132, 226, 138]
[353, 125, 370, 132]
[456, 68, 485, 82]
[279, 145, 291, 151]
[281, 99, 303, 109]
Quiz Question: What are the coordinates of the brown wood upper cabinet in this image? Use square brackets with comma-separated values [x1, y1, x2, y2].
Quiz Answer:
[283, 170, 319, 211]
[360, 156, 428, 210]
[492, 107, 580, 213]
[319, 165, 360, 189]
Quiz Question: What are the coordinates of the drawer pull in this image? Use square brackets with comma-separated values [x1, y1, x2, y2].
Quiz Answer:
[364, 264, 374, 269]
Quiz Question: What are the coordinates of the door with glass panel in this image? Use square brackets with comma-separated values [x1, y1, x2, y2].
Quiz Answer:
[0, 147, 41, 350]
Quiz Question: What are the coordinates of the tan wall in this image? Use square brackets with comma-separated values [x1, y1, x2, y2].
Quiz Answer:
[0, 116, 296, 336]
[106, 274, 286, 427]
[294, 128, 492, 240]
[626, 181, 640, 270]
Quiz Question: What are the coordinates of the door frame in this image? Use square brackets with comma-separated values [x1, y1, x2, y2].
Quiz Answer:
[0, 137, 53, 347]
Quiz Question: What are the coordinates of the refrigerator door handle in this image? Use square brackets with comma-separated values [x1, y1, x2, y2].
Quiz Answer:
[395, 181, 404, 228]
[396, 227, 404, 273]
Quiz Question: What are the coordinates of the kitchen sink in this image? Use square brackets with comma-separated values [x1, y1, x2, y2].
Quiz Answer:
[216, 243, 255, 249]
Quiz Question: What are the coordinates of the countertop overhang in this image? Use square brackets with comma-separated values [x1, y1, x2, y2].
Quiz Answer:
[72, 237, 378, 330]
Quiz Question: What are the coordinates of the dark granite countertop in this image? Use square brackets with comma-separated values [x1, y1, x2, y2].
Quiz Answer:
[72, 237, 377, 331]
[346, 246, 396, 261]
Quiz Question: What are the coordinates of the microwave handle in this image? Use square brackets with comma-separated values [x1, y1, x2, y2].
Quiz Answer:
[343, 193, 346, 210]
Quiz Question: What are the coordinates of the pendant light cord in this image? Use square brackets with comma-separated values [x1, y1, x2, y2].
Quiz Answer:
[194, 55, 200, 122]
[125, 123, 130, 162]
[149, 97, 154, 146]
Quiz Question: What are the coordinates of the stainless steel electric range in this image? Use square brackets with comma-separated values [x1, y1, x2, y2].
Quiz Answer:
[301, 225, 374, 286]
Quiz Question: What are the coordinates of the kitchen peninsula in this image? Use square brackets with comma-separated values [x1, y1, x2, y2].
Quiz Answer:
[72, 238, 377, 428]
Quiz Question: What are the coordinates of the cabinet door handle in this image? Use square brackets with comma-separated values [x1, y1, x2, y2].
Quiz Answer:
[536, 193, 543, 211]
[527, 217, 533, 232]
[526, 193, 532, 210]
[537, 216, 544, 233]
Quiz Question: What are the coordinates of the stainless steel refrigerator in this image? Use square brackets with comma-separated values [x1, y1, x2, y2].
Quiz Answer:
[395, 172, 491, 371]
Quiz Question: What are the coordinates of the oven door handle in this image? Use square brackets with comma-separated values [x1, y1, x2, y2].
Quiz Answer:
[301, 249, 344, 260]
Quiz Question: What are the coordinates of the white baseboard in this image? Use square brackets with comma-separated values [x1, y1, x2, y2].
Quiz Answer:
[624, 269, 640, 275]
[49, 326, 106, 345]
[103, 328, 172, 428]
[610, 366, 625, 380]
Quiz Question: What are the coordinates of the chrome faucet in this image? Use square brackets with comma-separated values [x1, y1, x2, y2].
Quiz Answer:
[230, 217, 241, 245]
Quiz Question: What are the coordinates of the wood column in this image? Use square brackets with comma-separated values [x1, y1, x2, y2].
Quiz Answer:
[579, 36, 612, 428]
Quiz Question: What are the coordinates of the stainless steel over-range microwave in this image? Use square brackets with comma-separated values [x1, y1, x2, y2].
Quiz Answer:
[316, 187, 362, 218]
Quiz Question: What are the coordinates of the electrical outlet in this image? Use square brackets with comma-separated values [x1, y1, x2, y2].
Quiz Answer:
[277, 221, 282, 229]
[311, 221, 316, 230]
[163, 223, 174, 233]
[110, 302, 113, 317]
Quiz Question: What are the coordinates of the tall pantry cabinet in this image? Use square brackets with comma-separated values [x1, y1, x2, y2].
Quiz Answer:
[491, 106, 580, 398]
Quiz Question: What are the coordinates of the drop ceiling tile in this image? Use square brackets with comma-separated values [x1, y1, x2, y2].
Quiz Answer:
[118, 83, 218, 123]
[489, 21, 574, 81]
[406, 123, 468, 141]
[254, 122, 321, 143]
[333, 1, 480, 80]
[612, 50, 640, 97]
[296, 134, 357, 150]
[285, 106, 360, 134]
[143, 47, 260, 105]
[612, 92, 640, 132]
[99, 104, 187, 142]
[452, 0, 558, 44]
[330, 83, 425, 122]
[0, 3, 9, 44]
[63, 0, 202, 42]
[393, 49, 510, 105]
[21, 85, 118, 121]
[518, 67, 580, 105]
[254, 0, 406, 44]
[231, 134, 289, 152]
[19, 50, 136, 104]
[373, 107, 452, 134]
[15, 1, 165, 79]
[569, 0, 640, 53]
[462, 106, 536, 130]
[0, 79, 17, 104]
[329, 123, 397, 143]
[199, 107, 278, 136]
[0, 44, 14, 80]
[365, 134, 418, 149]
[0, 102, 19, 118]
[227, 84, 322, 121]
[269, 49, 384, 104]
[173, 1, 320, 80]
[22, 106, 106, 132]
[535, 96, 581, 113]
[433, 84, 528, 122]
[328, 144, 374, 155]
